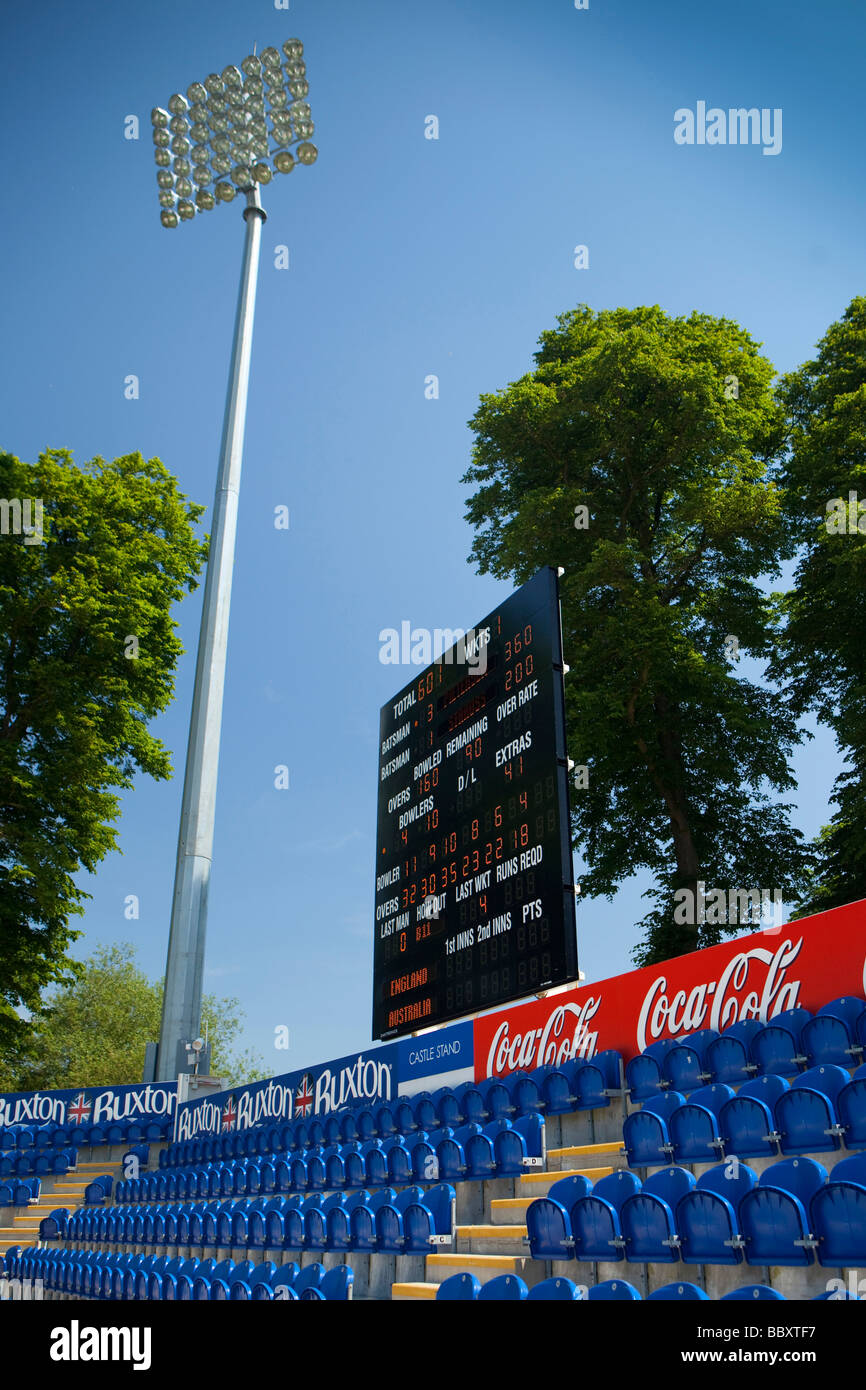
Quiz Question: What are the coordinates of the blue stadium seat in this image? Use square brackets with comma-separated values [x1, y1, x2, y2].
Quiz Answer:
[751, 1013, 810, 1077]
[801, 1013, 863, 1070]
[375, 1103, 399, 1139]
[738, 1157, 827, 1266]
[375, 1185, 427, 1254]
[530, 1063, 577, 1115]
[810, 1153, 866, 1266]
[721, 1284, 785, 1301]
[623, 1091, 685, 1166]
[393, 1097, 420, 1135]
[525, 1174, 593, 1260]
[436, 1124, 481, 1182]
[482, 1077, 516, 1122]
[38, 1207, 70, 1240]
[676, 1161, 757, 1265]
[438, 1085, 469, 1127]
[303, 1192, 346, 1251]
[269, 1261, 300, 1298]
[325, 1190, 370, 1253]
[350, 1188, 397, 1252]
[621, 1166, 695, 1263]
[299, 1264, 354, 1301]
[627, 1041, 676, 1103]
[648, 1282, 709, 1300]
[528, 1277, 582, 1301]
[575, 1051, 620, 1108]
[384, 1135, 414, 1185]
[774, 1064, 849, 1155]
[436, 1271, 480, 1300]
[571, 1169, 641, 1261]
[478, 1273, 529, 1300]
[819, 996, 865, 1032]
[357, 1138, 386, 1187]
[413, 1092, 439, 1132]
[587, 1278, 641, 1301]
[509, 1072, 544, 1116]
[229, 1261, 277, 1300]
[669, 1083, 735, 1163]
[402, 1183, 456, 1253]
[718, 1074, 788, 1158]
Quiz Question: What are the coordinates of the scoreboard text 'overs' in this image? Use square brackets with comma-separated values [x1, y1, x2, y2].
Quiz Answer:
[373, 567, 578, 1039]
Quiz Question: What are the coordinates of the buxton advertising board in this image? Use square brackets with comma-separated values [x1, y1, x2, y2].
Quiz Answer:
[473, 899, 866, 1079]
[0, 1081, 177, 1130]
[175, 1044, 399, 1141]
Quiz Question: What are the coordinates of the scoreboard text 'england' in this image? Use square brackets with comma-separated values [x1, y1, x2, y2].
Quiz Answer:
[373, 567, 578, 1040]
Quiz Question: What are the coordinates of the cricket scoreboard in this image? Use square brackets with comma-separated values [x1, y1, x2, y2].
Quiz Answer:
[372, 567, 578, 1040]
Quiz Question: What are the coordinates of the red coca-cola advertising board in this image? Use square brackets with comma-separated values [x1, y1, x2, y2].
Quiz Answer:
[474, 900, 866, 1080]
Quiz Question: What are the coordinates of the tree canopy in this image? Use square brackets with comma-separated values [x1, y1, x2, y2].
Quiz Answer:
[0, 942, 266, 1092]
[770, 296, 866, 915]
[0, 449, 207, 1051]
[463, 304, 815, 963]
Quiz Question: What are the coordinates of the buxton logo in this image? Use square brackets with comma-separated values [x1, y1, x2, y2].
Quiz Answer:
[486, 997, 603, 1078]
[636, 937, 805, 1053]
[176, 1057, 394, 1140]
[0, 1083, 175, 1129]
[49, 1320, 151, 1371]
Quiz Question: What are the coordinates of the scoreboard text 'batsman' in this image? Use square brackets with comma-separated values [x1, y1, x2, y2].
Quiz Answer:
[373, 567, 578, 1039]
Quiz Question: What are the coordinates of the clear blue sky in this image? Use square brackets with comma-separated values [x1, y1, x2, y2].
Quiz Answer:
[1, 0, 863, 1076]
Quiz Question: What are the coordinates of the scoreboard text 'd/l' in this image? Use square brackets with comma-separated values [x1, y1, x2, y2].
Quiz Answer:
[373, 567, 578, 1040]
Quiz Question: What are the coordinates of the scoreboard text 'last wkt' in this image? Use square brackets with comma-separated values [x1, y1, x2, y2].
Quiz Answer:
[373, 567, 578, 1040]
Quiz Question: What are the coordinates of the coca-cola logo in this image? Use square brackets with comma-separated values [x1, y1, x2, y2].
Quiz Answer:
[636, 937, 805, 1053]
[486, 997, 602, 1077]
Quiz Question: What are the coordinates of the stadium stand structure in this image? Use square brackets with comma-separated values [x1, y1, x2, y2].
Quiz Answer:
[2, 995, 866, 1300]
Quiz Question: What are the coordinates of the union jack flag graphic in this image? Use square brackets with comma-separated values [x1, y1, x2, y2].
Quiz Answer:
[294, 1073, 315, 1117]
[221, 1096, 238, 1132]
[67, 1093, 92, 1126]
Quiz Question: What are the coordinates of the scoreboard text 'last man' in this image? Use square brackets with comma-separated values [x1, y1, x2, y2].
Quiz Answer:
[373, 568, 578, 1040]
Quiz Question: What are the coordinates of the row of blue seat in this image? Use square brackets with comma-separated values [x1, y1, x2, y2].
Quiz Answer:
[625, 1063, 866, 1166]
[0, 1121, 171, 1150]
[0, 1149, 78, 1178]
[435, 1273, 857, 1301]
[628, 999, 866, 1100]
[8, 1247, 351, 1300]
[51, 1184, 456, 1255]
[526, 1153, 866, 1267]
[125, 1119, 542, 1203]
[157, 1058, 623, 1171]
[0, 1178, 40, 1207]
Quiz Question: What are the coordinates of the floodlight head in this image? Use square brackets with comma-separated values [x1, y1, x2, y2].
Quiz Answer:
[152, 41, 318, 226]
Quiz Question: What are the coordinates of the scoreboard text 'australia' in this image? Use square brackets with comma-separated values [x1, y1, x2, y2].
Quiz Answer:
[373, 567, 578, 1040]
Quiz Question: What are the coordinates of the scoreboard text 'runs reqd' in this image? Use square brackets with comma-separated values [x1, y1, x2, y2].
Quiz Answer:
[372, 567, 578, 1040]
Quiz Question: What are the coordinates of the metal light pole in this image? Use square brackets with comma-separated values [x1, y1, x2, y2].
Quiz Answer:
[149, 41, 317, 1082]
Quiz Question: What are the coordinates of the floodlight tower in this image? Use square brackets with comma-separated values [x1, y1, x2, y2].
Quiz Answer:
[151, 41, 317, 1082]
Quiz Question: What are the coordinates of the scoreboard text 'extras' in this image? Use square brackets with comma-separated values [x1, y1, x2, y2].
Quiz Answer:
[373, 568, 578, 1039]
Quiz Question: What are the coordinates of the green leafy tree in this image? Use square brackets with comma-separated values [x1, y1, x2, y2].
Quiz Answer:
[0, 942, 267, 1092]
[770, 297, 866, 915]
[463, 304, 814, 964]
[0, 449, 207, 1053]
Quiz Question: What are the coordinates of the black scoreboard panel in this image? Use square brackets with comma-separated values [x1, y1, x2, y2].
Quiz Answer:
[372, 566, 578, 1040]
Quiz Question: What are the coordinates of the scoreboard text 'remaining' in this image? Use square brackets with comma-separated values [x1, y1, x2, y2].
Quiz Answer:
[373, 567, 578, 1040]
